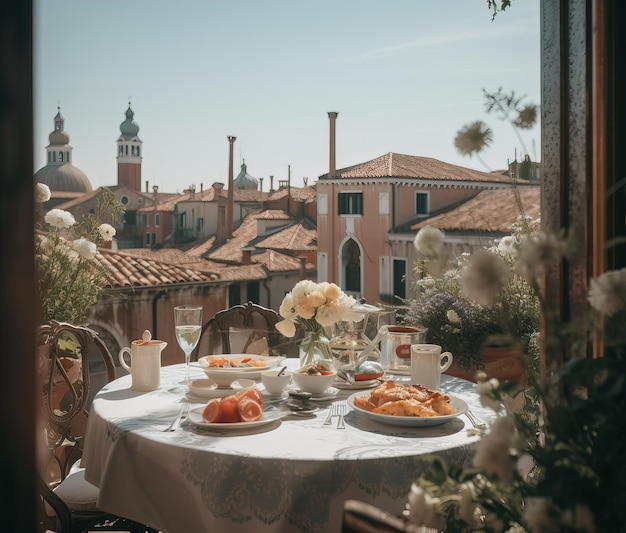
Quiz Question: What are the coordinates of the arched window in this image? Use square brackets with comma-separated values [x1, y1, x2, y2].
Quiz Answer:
[137, 146, 140, 157]
[58, 152, 63, 162]
[131, 146, 135, 156]
[342, 238, 361, 294]
[119, 146, 123, 156]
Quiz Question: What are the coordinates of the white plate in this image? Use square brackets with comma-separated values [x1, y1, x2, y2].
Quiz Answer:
[188, 406, 283, 430]
[187, 378, 256, 399]
[308, 387, 339, 401]
[334, 379, 379, 390]
[198, 354, 285, 372]
[347, 390, 468, 427]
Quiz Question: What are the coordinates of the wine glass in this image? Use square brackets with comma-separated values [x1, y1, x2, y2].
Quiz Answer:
[174, 305, 203, 385]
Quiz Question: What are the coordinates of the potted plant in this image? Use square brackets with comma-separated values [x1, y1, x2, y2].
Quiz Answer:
[403, 217, 540, 382]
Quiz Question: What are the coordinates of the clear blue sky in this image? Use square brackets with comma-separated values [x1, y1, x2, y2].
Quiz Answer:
[34, 0, 540, 193]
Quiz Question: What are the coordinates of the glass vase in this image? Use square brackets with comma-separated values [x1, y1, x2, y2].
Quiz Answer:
[298, 329, 332, 368]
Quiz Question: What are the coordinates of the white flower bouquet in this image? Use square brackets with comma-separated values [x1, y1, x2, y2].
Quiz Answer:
[275, 280, 356, 366]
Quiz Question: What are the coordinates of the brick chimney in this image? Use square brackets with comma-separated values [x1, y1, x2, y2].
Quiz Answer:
[328, 112, 338, 177]
[227, 136, 236, 238]
[299, 256, 307, 279]
[213, 182, 226, 244]
[216, 203, 226, 244]
[241, 247, 253, 265]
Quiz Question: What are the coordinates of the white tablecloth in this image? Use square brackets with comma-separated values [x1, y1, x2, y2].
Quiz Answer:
[82, 361, 496, 533]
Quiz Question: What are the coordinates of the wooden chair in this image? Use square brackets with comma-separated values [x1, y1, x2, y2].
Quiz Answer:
[342, 500, 426, 533]
[192, 301, 302, 361]
[36, 321, 157, 533]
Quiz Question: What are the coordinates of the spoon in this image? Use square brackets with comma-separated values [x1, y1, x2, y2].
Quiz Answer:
[277, 366, 287, 376]
[336, 368, 355, 385]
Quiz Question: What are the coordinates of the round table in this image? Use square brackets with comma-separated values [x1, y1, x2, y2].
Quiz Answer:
[82, 360, 496, 533]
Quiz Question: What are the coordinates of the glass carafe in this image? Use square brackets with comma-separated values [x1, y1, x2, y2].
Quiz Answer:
[329, 303, 381, 372]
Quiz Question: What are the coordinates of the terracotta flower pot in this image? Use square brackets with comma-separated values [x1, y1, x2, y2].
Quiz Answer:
[445, 345, 526, 384]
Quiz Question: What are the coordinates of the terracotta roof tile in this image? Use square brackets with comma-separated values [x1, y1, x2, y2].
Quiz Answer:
[256, 223, 316, 251]
[411, 187, 540, 233]
[97, 249, 220, 288]
[267, 186, 318, 202]
[255, 249, 314, 272]
[201, 210, 299, 263]
[320, 152, 519, 184]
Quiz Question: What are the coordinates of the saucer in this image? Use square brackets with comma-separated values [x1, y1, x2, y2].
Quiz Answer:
[290, 386, 339, 401]
[188, 378, 256, 399]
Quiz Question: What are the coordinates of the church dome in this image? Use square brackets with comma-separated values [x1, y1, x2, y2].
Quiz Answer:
[119, 104, 140, 139]
[233, 161, 259, 189]
[34, 163, 92, 193]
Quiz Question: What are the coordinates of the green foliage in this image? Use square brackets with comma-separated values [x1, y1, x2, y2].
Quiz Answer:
[36, 188, 123, 324]
[404, 217, 540, 370]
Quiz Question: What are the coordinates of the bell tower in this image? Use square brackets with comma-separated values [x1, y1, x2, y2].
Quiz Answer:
[116, 101, 142, 190]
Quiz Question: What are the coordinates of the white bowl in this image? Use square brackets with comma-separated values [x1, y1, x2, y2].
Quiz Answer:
[202, 368, 261, 388]
[261, 369, 292, 396]
[291, 369, 337, 394]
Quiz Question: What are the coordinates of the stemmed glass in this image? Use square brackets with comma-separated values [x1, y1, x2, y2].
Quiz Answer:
[174, 305, 203, 385]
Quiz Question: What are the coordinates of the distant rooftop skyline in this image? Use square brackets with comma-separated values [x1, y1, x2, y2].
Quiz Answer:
[34, 0, 540, 193]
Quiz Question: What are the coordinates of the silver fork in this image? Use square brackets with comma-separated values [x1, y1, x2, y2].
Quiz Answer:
[323, 403, 337, 425]
[465, 409, 487, 431]
[163, 402, 189, 432]
[336, 401, 347, 429]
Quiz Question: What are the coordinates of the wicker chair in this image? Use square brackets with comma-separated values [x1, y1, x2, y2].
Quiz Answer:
[36, 321, 157, 533]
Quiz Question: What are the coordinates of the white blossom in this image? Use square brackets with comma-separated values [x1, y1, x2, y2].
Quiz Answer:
[588, 268, 626, 317]
[478, 377, 504, 412]
[497, 235, 518, 259]
[458, 482, 478, 525]
[414, 226, 445, 257]
[98, 223, 116, 242]
[446, 309, 461, 324]
[461, 249, 510, 306]
[516, 231, 566, 281]
[406, 483, 446, 531]
[279, 293, 295, 319]
[45, 209, 76, 230]
[473, 416, 516, 482]
[275, 319, 296, 338]
[72, 237, 97, 259]
[35, 183, 51, 203]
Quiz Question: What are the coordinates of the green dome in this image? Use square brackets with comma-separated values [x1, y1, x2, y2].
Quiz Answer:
[119, 104, 140, 138]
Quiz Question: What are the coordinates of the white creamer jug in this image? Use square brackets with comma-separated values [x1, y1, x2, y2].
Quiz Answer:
[119, 330, 167, 391]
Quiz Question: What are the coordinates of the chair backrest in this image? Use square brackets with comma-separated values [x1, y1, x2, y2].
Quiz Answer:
[36, 320, 116, 486]
[342, 500, 425, 533]
[193, 301, 301, 360]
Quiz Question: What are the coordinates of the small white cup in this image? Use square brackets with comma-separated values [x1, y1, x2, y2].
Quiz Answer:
[261, 369, 292, 396]
[410, 344, 453, 390]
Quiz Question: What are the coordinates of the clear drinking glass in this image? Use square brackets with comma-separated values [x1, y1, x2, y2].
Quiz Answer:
[174, 305, 203, 385]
